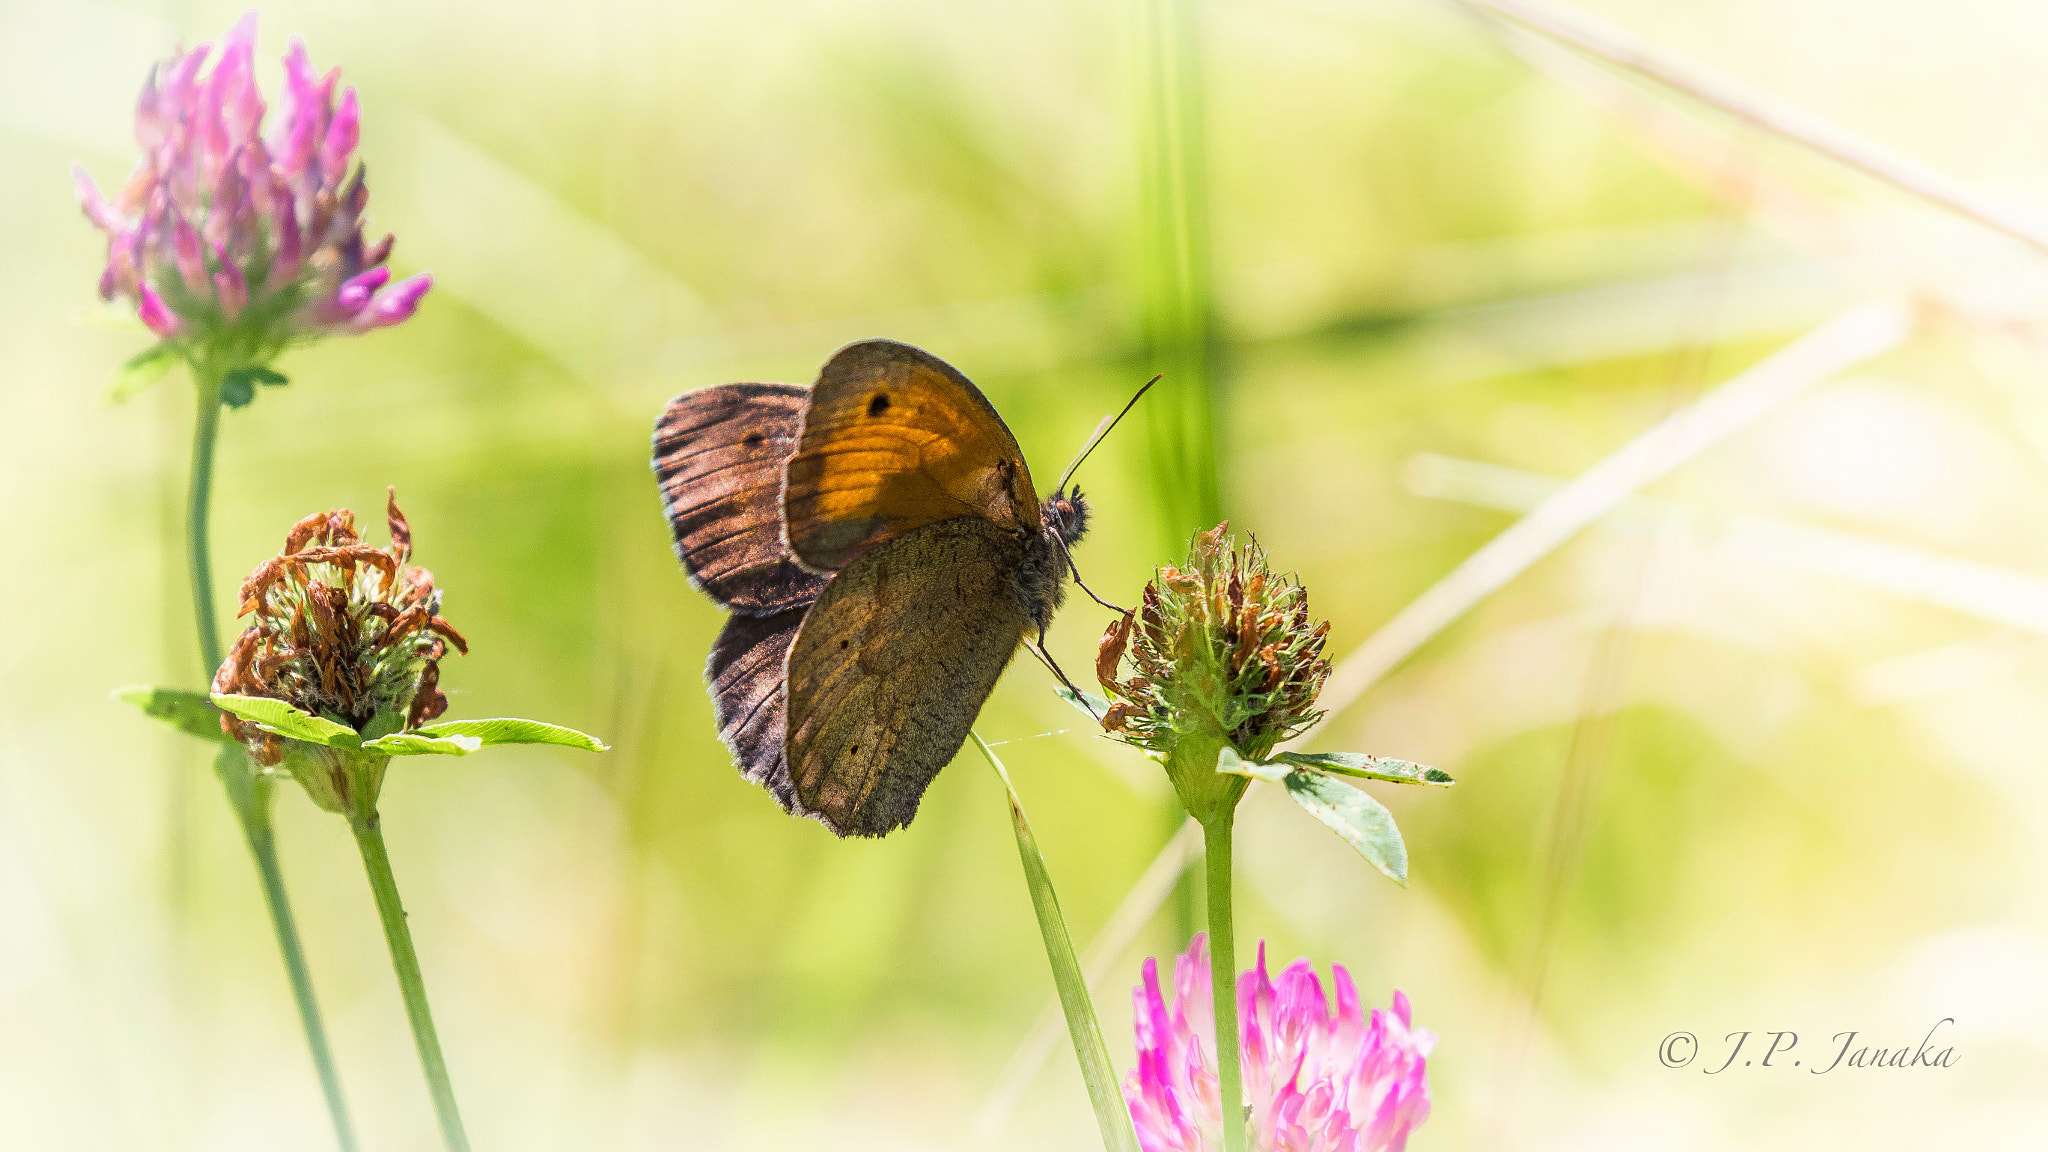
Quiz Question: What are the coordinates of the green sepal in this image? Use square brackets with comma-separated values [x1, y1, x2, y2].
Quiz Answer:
[103, 344, 179, 405]
[114, 685, 230, 744]
[1054, 687, 1115, 723]
[416, 717, 610, 752]
[1284, 768, 1410, 886]
[363, 732, 484, 756]
[211, 693, 361, 748]
[219, 364, 289, 408]
[1276, 751, 1453, 787]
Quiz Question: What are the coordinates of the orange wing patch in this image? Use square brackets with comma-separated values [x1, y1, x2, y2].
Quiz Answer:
[783, 339, 1039, 573]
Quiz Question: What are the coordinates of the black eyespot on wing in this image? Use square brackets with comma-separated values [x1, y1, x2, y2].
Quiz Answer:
[867, 392, 890, 417]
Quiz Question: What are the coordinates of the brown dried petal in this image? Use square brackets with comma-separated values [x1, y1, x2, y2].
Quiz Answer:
[1258, 642, 1285, 691]
[255, 648, 298, 681]
[427, 616, 469, 655]
[238, 557, 285, 616]
[1243, 572, 1266, 606]
[1140, 583, 1169, 650]
[1097, 612, 1133, 694]
[382, 604, 428, 646]
[1101, 701, 1132, 732]
[284, 511, 332, 554]
[407, 662, 445, 728]
[325, 509, 358, 545]
[405, 566, 435, 604]
[386, 488, 412, 562]
[1234, 602, 1265, 666]
[213, 630, 258, 696]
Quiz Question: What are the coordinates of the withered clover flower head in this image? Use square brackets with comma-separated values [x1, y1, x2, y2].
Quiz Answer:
[72, 11, 430, 394]
[1087, 523, 1453, 883]
[212, 488, 466, 769]
[1096, 522, 1330, 763]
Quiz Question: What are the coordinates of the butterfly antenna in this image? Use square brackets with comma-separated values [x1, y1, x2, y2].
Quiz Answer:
[1053, 373, 1163, 494]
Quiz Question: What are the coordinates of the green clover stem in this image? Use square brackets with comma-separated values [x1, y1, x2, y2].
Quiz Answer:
[1201, 812, 1246, 1152]
[188, 366, 359, 1152]
[350, 810, 471, 1152]
[187, 365, 225, 677]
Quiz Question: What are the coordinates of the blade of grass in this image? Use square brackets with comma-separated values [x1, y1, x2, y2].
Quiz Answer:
[1307, 297, 1913, 727]
[1451, 0, 2048, 257]
[1135, 0, 1223, 545]
[1136, 0, 1225, 946]
[972, 816, 1202, 1143]
[970, 733, 1141, 1152]
[1406, 451, 2048, 636]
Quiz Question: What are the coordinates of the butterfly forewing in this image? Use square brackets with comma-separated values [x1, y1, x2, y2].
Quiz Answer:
[783, 517, 1032, 836]
[783, 340, 1040, 573]
[654, 383, 828, 613]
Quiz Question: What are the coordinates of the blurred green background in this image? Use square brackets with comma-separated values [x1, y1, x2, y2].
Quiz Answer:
[6, 0, 2048, 1148]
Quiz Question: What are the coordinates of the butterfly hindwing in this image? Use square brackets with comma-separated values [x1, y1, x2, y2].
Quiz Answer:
[705, 606, 814, 816]
[783, 516, 1032, 836]
[783, 339, 1041, 573]
[654, 382, 828, 613]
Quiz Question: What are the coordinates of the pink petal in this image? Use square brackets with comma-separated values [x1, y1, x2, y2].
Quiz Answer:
[354, 272, 431, 330]
[71, 165, 127, 233]
[173, 218, 207, 294]
[137, 284, 182, 338]
[213, 245, 248, 320]
[319, 87, 360, 182]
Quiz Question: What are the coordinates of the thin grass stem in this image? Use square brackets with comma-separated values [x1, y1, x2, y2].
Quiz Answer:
[972, 817, 1202, 1143]
[971, 733, 1141, 1152]
[1455, 0, 2048, 256]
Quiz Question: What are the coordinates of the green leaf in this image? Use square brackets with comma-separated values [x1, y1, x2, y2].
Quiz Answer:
[363, 732, 483, 756]
[1215, 746, 1288, 783]
[211, 693, 361, 748]
[1277, 751, 1454, 787]
[103, 344, 178, 405]
[114, 686, 230, 744]
[220, 372, 255, 407]
[415, 717, 609, 752]
[970, 733, 1142, 1152]
[1054, 687, 1114, 723]
[1284, 769, 1410, 886]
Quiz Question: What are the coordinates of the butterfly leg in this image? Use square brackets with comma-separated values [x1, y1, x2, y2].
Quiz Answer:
[1052, 532, 1128, 614]
[1027, 626, 1105, 723]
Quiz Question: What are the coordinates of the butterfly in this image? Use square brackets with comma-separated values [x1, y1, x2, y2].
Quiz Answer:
[652, 339, 1091, 837]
